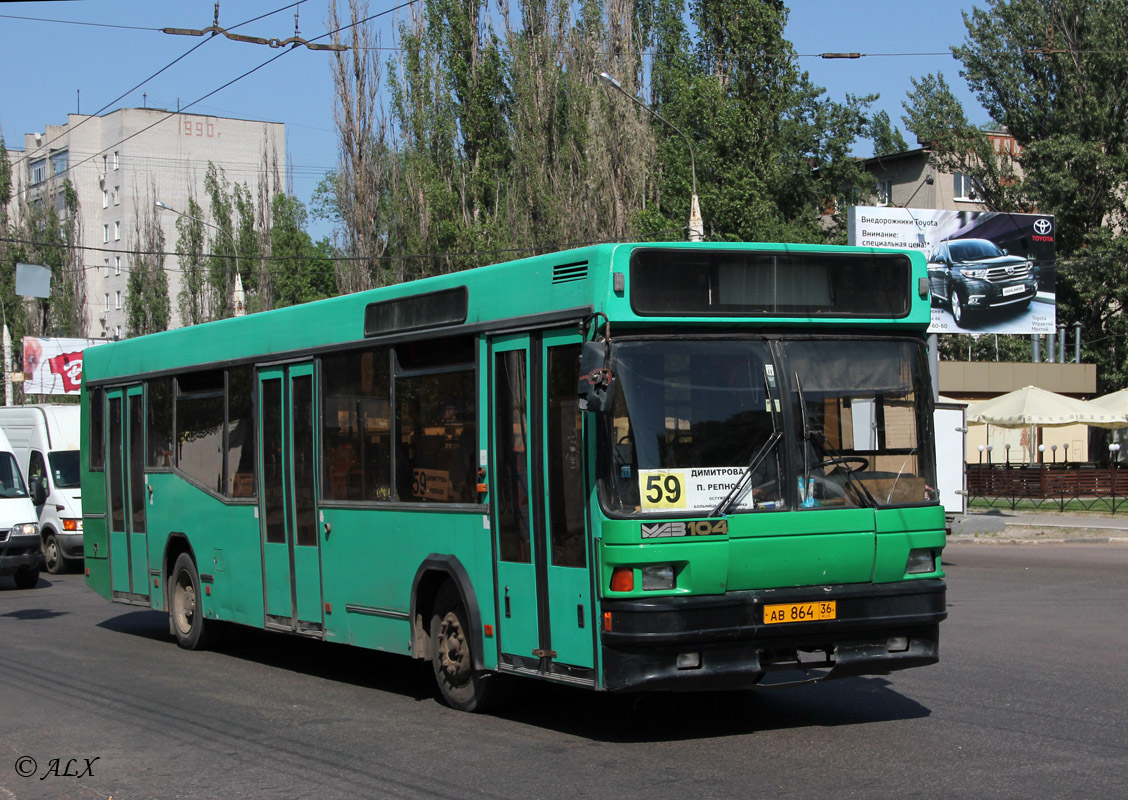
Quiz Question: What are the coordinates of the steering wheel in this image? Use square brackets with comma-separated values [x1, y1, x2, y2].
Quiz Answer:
[816, 455, 870, 472]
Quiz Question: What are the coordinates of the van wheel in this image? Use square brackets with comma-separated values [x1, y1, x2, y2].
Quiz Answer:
[430, 583, 498, 712]
[14, 566, 40, 590]
[170, 553, 219, 650]
[43, 533, 64, 574]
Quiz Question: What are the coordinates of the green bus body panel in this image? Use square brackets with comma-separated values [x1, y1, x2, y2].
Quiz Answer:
[597, 504, 945, 597]
[319, 507, 496, 664]
[874, 505, 947, 583]
[146, 474, 264, 622]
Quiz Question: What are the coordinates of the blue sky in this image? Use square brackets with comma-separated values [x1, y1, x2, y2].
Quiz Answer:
[1, 1, 988, 241]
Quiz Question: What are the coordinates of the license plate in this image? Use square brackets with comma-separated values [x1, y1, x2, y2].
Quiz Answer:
[764, 601, 836, 624]
[1002, 284, 1026, 296]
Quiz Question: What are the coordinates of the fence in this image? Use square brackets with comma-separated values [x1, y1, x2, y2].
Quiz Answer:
[966, 462, 1128, 512]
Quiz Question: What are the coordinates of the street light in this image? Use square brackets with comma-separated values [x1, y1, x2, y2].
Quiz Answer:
[597, 71, 704, 242]
[155, 200, 245, 317]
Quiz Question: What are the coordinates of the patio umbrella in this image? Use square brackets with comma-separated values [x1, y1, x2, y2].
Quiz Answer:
[966, 385, 1128, 429]
[1089, 388, 1128, 417]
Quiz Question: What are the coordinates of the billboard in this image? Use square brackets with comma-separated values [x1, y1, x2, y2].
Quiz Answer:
[848, 207, 1056, 335]
[21, 337, 104, 395]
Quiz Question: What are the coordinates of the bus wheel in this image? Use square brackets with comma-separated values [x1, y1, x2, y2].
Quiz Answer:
[170, 553, 218, 650]
[43, 533, 63, 574]
[430, 583, 496, 712]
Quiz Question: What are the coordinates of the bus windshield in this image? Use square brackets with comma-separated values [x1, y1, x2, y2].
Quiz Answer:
[786, 339, 936, 509]
[601, 337, 936, 515]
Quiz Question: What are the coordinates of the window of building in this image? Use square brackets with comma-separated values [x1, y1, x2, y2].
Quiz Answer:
[102, 224, 109, 244]
[30, 159, 46, 186]
[954, 173, 980, 201]
[103, 259, 109, 278]
[115, 325, 122, 340]
[115, 291, 122, 310]
[55, 192, 67, 213]
[113, 186, 119, 206]
[51, 151, 68, 176]
[877, 180, 894, 206]
[114, 256, 121, 275]
[102, 154, 108, 175]
[113, 151, 119, 170]
[104, 293, 109, 312]
[102, 190, 108, 209]
[114, 221, 121, 240]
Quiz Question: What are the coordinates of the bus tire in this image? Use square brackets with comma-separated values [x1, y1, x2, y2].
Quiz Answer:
[430, 582, 497, 712]
[170, 553, 218, 650]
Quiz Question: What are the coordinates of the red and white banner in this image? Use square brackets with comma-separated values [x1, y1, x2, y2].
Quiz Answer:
[21, 337, 104, 395]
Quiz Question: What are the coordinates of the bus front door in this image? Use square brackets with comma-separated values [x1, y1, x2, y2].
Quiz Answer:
[106, 385, 150, 603]
[258, 363, 324, 635]
[490, 331, 593, 679]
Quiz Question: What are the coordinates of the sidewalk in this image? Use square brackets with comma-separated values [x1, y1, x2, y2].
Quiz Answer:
[949, 509, 1128, 544]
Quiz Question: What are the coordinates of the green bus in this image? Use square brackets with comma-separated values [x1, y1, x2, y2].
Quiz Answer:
[82, 242, 947, 711]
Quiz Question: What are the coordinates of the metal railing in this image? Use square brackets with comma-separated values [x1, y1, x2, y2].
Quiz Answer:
[966, 461, 1128, 512]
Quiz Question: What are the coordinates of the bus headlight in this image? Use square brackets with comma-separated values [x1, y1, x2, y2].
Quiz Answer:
[905, 548, 936, 574]
[641, 564, 675, 591]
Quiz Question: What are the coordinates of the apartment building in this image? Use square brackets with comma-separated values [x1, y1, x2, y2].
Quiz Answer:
[14, 108, 284, 337]
[862, 129, 1022, 211]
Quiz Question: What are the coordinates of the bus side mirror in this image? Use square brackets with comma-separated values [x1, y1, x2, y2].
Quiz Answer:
[578, 340, 615, 413]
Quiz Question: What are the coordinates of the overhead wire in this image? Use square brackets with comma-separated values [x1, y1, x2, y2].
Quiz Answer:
[13, 0, 420, 194]
[7, 1, 308, 174]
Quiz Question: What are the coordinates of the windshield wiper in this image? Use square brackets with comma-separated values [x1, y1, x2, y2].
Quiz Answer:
[710, 373, 782, 517]
[794, 372, 877, 509]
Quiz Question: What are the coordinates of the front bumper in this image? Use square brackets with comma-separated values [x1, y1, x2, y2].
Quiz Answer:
[57, 531, 85, 560]
[601, 579, 946, 691]
[0, 535, 43, 577]
[960, 277, 1037, 309]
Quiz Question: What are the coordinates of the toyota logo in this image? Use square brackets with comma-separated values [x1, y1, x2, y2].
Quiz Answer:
[1033, 218, 1053, 235]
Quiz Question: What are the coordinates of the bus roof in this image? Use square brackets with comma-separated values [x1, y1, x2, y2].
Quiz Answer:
[83, 242, 928, 385]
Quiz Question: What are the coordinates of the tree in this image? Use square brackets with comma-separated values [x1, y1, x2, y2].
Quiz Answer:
[902, 73, 1026, 212]
[125, 181, 170, 337]
[930, 0, 1128, 388]
[270, 194, 336, 308]
[175, 195, 208, 326]
[870, 110, 908, 157]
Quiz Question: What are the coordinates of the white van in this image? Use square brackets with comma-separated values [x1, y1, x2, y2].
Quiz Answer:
[0, 405, 82, 574]
[0, 427, 41, 589]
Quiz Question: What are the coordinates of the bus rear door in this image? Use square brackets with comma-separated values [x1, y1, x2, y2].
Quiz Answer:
[106, 385, 150, 603]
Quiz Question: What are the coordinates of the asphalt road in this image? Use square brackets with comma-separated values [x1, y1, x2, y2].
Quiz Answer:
[2, 544, 1126, 800]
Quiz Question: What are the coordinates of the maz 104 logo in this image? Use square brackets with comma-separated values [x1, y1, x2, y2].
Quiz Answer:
[641, 520, 728, 539]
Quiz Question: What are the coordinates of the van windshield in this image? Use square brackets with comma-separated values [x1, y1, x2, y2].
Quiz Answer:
[0, 453, 29, 498]
[49, 450, 81, 489]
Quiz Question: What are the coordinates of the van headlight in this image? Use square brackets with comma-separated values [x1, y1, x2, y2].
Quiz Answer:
[12, 523, 38, 537]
